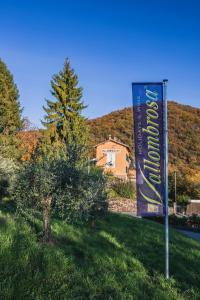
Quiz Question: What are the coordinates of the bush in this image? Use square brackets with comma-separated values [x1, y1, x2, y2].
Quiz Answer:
[54, 166, 108, 224]
[188, 214, 200, 229]
[0, 156, 18, 200]
[108, 178, 136, 199]
[176, 194, 190, 207]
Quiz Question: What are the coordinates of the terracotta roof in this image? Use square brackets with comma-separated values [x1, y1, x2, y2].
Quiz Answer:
[94, 136, 130, 151]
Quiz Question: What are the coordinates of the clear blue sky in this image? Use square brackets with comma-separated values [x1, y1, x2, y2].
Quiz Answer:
[1, 0, 200, 126]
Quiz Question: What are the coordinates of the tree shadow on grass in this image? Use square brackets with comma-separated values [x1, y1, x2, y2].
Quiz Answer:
[51, 220, 152, 299]
[0, 198, 16, 214]
[0, 215, 8, 227]
[52, 214, 199, 299]
[99, 213, 200, 293]
[0, 212, 199, 299]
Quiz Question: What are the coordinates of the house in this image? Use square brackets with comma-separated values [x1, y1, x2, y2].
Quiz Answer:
[95, 135, 136, 181]
[186, 200, 200, 215]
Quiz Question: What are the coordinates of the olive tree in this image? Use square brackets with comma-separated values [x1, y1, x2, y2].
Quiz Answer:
[14, 159, 108, 242]
[54, 165, 108, 225]
[14, 160, 58, 243]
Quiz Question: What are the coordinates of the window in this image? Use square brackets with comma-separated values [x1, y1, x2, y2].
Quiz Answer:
[106, 151, 115, 167]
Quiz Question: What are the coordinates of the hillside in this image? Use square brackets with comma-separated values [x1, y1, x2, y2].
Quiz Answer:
[88, 101, 200, 174]
[0, 210, 199, 299]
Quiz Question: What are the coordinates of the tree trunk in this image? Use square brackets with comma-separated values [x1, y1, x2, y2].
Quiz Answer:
[42, 195, 52, 243]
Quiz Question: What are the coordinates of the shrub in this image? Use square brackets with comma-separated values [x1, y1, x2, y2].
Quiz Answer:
[0, 156, 18, 200]
[109, 178, 136, 199]
[54, 166, 108, 224]
[188, 214, 200, 229]
[176, 194, 190, 206]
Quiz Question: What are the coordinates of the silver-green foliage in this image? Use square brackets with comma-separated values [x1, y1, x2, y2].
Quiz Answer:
[54, 165, 108, 223]
[13, 160, 60, 242]
[14, 160, 57, 213]
[14, 160, 108, 227]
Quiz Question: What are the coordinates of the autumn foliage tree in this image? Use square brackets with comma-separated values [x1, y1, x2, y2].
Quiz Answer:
[17, 118, 41, 161]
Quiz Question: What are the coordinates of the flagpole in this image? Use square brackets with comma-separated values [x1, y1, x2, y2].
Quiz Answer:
[163, 79, 169, 279]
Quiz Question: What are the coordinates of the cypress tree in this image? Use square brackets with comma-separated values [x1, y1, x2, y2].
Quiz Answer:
[0, 59, 23, 159]
[42, 59, 89, 166]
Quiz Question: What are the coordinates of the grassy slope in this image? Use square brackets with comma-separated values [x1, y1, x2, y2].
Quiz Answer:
[0, 211, 199, 300]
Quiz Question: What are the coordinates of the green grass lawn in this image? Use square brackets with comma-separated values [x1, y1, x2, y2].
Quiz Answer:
[0, 211, 199, 300]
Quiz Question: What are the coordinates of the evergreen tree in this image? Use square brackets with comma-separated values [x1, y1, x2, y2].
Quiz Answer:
[0, 59, 23, 158]
[42, 59, 89, 166]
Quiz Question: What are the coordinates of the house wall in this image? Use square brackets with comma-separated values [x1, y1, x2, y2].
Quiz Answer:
[96, 140, 130, 179]
[128, 168, 136, 181]
[186, 202, 200, 215]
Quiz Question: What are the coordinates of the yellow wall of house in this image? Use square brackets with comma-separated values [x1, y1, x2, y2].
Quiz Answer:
[96, 140, 130, 179]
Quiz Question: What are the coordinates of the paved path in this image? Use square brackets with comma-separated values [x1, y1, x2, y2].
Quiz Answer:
[177, 229, 200, 241]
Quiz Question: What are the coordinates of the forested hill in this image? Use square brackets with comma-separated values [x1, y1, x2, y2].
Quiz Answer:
[88, 101, 200, 174]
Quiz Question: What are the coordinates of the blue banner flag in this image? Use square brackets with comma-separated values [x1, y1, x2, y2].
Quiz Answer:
[132, 83, 164, 216]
